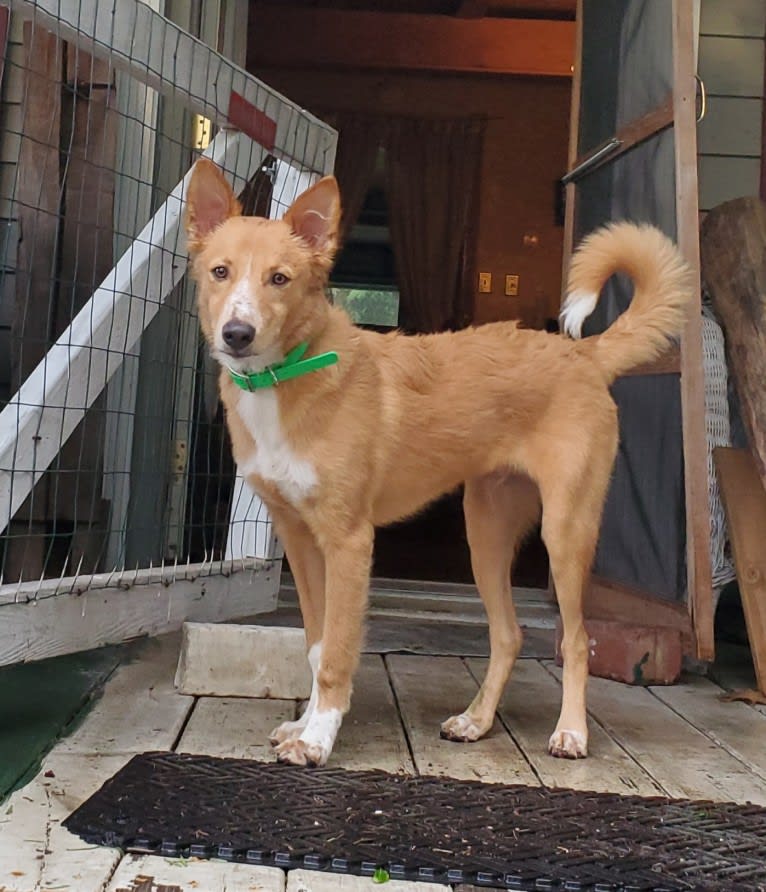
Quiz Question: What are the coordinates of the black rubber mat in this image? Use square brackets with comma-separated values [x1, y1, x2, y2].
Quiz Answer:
[63, 752, 766, 890]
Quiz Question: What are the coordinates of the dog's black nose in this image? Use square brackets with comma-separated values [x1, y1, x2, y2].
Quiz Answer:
[222, 319, 255, 353]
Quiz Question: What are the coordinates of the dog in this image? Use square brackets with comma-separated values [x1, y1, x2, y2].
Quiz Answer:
[185, 158, 692, 767]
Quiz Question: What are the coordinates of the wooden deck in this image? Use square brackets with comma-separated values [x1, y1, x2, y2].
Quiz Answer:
[1, 630, 766, 892]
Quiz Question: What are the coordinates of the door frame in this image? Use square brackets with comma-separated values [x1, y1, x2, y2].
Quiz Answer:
[561, 0, 713, 660]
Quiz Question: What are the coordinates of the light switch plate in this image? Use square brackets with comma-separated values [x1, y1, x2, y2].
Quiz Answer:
[478, 272, 492, 293]
[505, 274, 519, 297]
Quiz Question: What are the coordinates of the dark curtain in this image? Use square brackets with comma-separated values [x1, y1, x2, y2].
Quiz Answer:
[317, 112, 485, 330]
[384, 117, 485, 332]
[321, 112, 383, 242]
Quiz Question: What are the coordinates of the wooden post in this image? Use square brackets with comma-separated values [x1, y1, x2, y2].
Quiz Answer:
[12, 22, 61, 389]
[7, 22, 62, 578]
[559, 0, 582, 294]
[0, 6, 9, 87]
[550, 0, 582, 599]
[761, 32, 765, 203]
[54, 47, 117, 571]
[673, 0, 714, 661]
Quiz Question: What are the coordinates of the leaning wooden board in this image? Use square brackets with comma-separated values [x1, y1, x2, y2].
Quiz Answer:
[701, 198, 766, 491]
[714, 447, 766, 695]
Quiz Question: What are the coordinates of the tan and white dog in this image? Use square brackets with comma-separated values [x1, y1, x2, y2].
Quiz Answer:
[185, 159, 692, 767]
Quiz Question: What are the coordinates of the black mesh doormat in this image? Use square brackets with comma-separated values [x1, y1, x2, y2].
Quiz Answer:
[63, 752, 766, 891]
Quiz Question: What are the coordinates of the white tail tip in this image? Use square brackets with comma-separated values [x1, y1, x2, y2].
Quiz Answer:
[559, 289, 598, 339]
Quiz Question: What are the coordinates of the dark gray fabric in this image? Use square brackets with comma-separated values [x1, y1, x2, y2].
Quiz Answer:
[579, 0, 672, 155]
[596, 376, 686, 600]
[385, 117, 485, 333]
[320, 112, 383, 243]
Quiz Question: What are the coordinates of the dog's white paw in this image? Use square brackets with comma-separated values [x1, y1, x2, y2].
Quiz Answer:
[274, 737, 328, 767]
[440, 712, 486, 742]
[268, 718, 306, 747]
[274, 706, 342, 767]
[548, 728, 588, 759]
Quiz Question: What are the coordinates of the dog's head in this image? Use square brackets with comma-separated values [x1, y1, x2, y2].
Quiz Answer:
[185, 158, 341, 371]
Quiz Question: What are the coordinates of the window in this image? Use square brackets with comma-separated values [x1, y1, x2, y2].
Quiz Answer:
[330, 284, 400, 328]
[330, 175, 400, 328]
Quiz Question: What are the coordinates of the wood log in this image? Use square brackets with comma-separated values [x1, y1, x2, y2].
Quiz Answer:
[700, 197, 766, 491]
[714, 447, 766, 696]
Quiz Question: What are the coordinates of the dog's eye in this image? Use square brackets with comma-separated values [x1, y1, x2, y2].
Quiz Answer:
[271, 272, 289, 287]
[212, 265, 228, 280]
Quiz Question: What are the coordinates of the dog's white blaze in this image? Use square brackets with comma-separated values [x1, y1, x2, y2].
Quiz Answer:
[226, 274, 264, 330]
[559, 288, 598, 339]
[237, 389, 317, 504]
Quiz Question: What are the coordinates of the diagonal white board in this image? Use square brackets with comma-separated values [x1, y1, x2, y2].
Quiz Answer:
[0, 129, 265, 534]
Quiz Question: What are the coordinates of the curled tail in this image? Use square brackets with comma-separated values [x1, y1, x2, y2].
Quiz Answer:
[559, 222, 693, 381]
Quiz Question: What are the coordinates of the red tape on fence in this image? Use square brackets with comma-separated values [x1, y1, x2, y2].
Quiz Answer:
[228, 91, 277, 152]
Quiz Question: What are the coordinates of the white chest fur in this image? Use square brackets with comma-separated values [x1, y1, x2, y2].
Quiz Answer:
[236, 389, 317, 504]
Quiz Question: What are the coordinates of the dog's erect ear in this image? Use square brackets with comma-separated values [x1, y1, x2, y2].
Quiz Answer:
[283, 176, 341, 257]
[185, 158, 241, 253]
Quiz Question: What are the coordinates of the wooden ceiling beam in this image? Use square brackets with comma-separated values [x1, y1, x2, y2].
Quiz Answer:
[248, 7, 575, 77]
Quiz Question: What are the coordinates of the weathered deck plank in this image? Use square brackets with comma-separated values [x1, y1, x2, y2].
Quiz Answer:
[649, 674, 766, 782]
[0, 754, 128, 892]
[386, 654, 539, 784]
[56, 634, 193, 756]
[469, 658, 666, 796]
[547, 663, 766, 803]
[177, 697, 296, 760]
[331, 654, 415, 773]
[107, 854, 285, 891]
[286, 869, 448, 890]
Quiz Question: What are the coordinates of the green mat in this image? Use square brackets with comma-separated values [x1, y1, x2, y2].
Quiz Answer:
[0, 645, 128, 800]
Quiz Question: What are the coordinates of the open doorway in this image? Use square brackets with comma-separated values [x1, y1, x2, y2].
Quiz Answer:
[247, 0, 575, 591]
[327, 166, 551, 587]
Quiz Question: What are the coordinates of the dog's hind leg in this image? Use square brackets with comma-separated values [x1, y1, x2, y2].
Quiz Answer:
[441, 473, 540, 743]
[538, 439, 615, 759]
[274, 521, 374, 767]
[267, 508, 326, 747]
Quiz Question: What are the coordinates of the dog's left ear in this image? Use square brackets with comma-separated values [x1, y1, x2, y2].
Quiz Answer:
[284, 176, 341, 258]
[186, 158, 242, 253]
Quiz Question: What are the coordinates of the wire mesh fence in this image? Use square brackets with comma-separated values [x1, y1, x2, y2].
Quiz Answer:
[0, 0, 336, 629]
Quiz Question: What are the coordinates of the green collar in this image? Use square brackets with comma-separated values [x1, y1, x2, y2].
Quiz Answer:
[228, 341, 338, 391]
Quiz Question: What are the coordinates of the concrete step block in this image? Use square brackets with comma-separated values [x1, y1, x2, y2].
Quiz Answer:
[175, 622, 312, 699]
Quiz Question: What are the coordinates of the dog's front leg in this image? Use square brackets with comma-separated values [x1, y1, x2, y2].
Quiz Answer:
[275, 523, 373, 767]
[267, 508, 326, 748]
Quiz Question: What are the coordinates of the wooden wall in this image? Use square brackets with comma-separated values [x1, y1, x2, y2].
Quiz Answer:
[697, 0, 765, 211]
[250, 67, 572, 329]
[0, 13, 23, 406]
